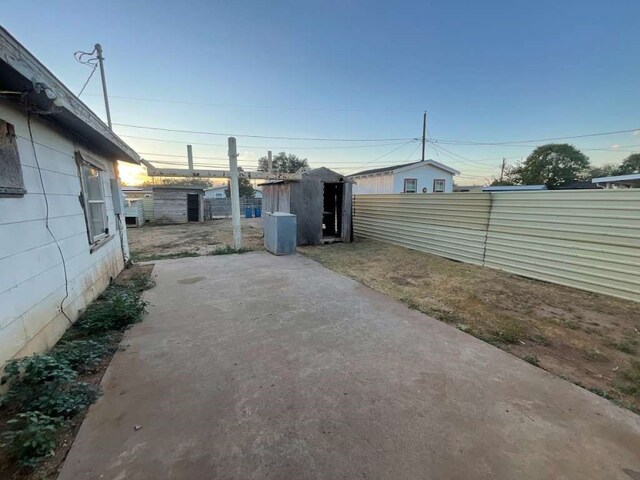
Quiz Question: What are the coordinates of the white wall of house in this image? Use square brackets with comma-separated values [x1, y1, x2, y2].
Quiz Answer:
[352, 163, 455, 194]
[204, 187, 226, 199]
[0, 101, 128, 364]
[392, 165, 454, 193]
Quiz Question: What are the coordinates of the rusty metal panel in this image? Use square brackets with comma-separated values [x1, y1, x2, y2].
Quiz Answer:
[484, 190, 640, 302]
[353, 193, 492, 264]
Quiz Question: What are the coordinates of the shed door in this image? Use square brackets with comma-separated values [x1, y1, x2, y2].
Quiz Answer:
[187, 194, 200, 222]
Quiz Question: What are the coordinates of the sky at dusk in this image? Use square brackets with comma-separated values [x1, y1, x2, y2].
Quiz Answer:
[3, 0, 640, 185]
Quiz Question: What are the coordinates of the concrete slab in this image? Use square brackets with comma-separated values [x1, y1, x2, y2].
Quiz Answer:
[58, 252, 640, 480]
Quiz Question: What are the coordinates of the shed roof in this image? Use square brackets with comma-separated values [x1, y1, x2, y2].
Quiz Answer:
[0, 26, 140, 164]
[152, 186, 204, 192]
[349, 159, 459, 177]
[591, 173, 640, 184]
[259, 167, 351, 186]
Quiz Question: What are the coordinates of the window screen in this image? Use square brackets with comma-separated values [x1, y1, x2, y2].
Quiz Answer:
[433, 179, 446, 193]
[0, 120, 25, 196]
[404, 178, 417, 193]
[77, 155, 108, 243]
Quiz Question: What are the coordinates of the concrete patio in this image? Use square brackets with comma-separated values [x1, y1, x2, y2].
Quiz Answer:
[58, 253, 640, 479]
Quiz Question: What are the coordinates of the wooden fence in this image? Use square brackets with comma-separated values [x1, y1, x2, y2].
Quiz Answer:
[353, 190, 640, 302]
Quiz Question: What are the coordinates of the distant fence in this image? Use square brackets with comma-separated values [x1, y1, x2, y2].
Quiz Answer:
[205, 197, 262, 219]
[353, 190, 640, 302]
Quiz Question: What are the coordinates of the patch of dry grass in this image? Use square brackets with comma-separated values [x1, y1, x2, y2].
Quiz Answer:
[299, 238, 640, 413]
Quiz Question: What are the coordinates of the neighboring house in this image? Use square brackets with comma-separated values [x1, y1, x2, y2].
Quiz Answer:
[0, 27, 140, 364]
[204, 184, 263, 199]
[204, 185, 227, 199]
[153, 186, 204, 224]
[592, 173, 640, 189]
[349, 159, 460, 194]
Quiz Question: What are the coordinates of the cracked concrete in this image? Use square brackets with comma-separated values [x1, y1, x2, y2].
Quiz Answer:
[58, 252, 640, 479]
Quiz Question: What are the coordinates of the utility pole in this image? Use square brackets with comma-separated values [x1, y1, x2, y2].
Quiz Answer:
[267, 151, 273, 172]
[228, 137, 242, 249]
[499, 158, 506, 183]
[421, 111, 427, 161]
[187, 145, 194, 171]
[94, 43, 113, 129]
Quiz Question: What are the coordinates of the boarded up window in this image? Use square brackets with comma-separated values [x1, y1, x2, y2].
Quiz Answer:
[0, 119, 25, 196]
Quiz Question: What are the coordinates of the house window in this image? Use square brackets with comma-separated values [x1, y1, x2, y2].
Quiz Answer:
[0, 119, 25, 196]
[433, 179, 446, 193]
[404, 178, 417, 193]
[77, 153, 108, 243]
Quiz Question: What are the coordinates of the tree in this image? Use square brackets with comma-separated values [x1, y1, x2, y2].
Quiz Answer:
[588, 163, 619, 179]
[617, 153, 640, 175]
[224, 169, 255, 198]
[509, 144, 590, 188]
[142, 178, 215, 188]
[257, 152, 309, 173]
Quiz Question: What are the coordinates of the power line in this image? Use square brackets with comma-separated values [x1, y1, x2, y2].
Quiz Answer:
[83, 93, 421, 114]
[113, 123, 416, 142]
[431, 128, 640, 146]
[345, 140, 418, 174]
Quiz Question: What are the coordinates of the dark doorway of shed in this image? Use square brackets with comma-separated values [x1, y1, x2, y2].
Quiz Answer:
[187, 194, 199, 222]
[322, 183, 343, 243]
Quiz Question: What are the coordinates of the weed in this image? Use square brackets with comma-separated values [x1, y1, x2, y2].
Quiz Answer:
[76, 286, 148, 334]
[0, 355, 99, 418]
[588, 387, 612, 400]
[606, 338, 638, 355]
[583, 349, 608, 362]
[208, 245, 251, 255]
[1, 412, 63, 468]
[615, 360, 640, 397]
[488, 320, 524, 345]
[132, 251, 199, 261]
[523, 354, 540, 367]
[128, 272, 156, 292]
[50, 337, 117, 374]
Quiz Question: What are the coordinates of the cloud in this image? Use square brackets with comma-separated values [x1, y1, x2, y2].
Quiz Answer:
[634, 130, 640, 136]
[611, 144, 620, 149]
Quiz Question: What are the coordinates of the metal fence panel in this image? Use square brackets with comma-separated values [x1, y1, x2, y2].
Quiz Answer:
[353, 190, 640, 302]
[205, 197, 261, 219]
[353, 193, 491, 264]
[484, 190, 640, 302]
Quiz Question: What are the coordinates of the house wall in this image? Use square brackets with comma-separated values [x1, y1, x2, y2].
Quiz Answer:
[153, 189, 203, 224]
[391, 166, 454, 194]
[0, 101, 128, 364]
[352, 165, 454, 194]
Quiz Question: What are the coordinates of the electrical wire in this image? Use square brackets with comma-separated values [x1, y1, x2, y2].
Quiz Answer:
[77, 65, 97, 97]
[27, 111, 72, 325]
[82, 93, 421, 114]
[74, 48, 99, 98]
[113, 123, 416, 142]
[344, 140, 418, 174]
[430, 128, 640, 146]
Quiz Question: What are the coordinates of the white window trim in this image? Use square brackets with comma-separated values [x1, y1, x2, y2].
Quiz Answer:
[404, 178, 417, 194]
[433, 179, 446, 193]
[76, 151, 109, 244]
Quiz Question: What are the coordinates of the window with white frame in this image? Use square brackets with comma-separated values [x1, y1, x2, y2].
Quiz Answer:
[433, 179, 446, 193]
[77, 152, 108, 243]
[403, 178, 417, 193]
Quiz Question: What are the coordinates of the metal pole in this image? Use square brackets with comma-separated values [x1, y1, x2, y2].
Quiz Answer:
[228, 137, 242, 249]
[267, 150, 273, 172]
[421, 111, 426, 161]
[95, 43, 113, 129]
[187, 144, 194, 170]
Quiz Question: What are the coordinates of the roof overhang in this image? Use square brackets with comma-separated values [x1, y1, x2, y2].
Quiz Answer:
[0, 27, 140, 164]
[395, 159, 460, 176]
[592, 173, 640, 185]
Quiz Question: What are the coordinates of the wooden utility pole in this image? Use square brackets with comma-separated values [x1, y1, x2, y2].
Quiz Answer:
[187, 144, 194, 170]
[421, 111, 427, 161]
[94, 44, 112, 129]
[499, 158, 506, 182]
[228, 137, 242, 249]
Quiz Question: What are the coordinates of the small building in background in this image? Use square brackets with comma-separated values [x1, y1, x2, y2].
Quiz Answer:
[153, 186, 204, 224]
[204, 185, 227, 199]
[349, 159, 459, 194]
[122, 186, 153, 222]
[592, 173, 640, 189]
[261, 167, 353, 245]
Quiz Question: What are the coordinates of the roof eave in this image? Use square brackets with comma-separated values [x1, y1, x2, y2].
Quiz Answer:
[0, 26, 140, 164]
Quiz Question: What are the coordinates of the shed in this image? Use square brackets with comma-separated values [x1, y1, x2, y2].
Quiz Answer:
[124, 198, 145, 227]
[123, 187, 154, 222]
[153, 186, 204, 224]
[261, 167, 353, 245]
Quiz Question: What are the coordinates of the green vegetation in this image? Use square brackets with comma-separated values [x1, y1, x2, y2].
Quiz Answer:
[616, 360, 640, 397]
[131, 251, 199, 262]
[523, 355, 540, 367]
[208, 245, 252, 256]
[0, 269, 153, 470]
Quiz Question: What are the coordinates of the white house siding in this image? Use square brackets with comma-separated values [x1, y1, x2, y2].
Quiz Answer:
[0, 101, 128, 364]
[351, 173, 394, 194]
[352, 164, 454, 194]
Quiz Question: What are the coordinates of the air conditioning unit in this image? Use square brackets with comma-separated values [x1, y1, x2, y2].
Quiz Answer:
[263, 212, 296, 255]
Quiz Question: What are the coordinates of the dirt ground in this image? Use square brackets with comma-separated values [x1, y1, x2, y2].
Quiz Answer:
[127, 218, 264, 261]
[298, 239, 640, 414]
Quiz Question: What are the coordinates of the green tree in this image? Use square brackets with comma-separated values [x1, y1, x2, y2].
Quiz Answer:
[617, 153, 640, 175]
[258, 152, 309, 173]
[509, 144, 590, 188]
[224, 169, 255, 198]
[142, 178, 215, 188]
[588, 163, 619, 178]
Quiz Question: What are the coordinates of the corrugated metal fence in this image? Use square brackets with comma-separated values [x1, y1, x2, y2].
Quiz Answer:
[353, 190, 640, 302]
